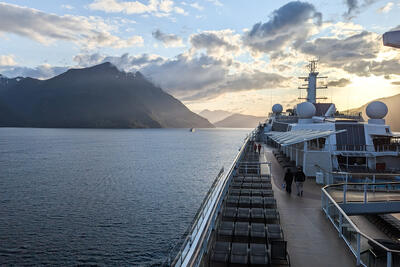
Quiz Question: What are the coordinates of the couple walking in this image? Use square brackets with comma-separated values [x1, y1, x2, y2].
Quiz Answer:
[284, 166, 306, 196]
[253, 143, 262, 154]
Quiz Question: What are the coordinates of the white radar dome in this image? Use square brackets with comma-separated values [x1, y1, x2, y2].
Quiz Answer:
[296, 102, 316, 118]
[366, 101, 388, 119]
[272, 104, 283, 114]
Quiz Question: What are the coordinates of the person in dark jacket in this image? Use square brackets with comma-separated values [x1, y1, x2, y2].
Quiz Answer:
[253, 143, 258, 153]
[284, 168, 293, 194]
[294, 166, 306, 196]
[257, 143, 261, 154]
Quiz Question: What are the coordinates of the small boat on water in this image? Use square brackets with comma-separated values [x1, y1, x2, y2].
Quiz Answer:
[190, 128, 195, 132]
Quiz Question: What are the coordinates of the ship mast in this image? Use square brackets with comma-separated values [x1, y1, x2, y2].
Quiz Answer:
[298, 60, 327, 104]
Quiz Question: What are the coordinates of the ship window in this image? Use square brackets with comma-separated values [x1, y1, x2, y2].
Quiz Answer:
[386, 128, 390, 133]
[335, 124, 366, 145]
[308, 137, 326, 150]
[338, 156, 366, 165]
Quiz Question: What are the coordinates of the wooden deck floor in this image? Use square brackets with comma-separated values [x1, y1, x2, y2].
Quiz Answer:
[261, 145, 356, 267]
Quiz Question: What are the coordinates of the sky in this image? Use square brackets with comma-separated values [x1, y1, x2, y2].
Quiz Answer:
[0, 0, 399, 116]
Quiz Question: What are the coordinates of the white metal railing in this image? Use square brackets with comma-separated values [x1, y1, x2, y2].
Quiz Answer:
[326, 182, 400, 205]
[165, 135, 251, 267]
[334, 113, 363, 120]
[322, 182, 400, 267]
[315, 165, 400, 185]
[332, 144, 400, 153]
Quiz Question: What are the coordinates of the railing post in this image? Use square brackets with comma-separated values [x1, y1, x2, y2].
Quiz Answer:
[373, 174, 376, 192]
[326, 195, 329, 216]
[339, 212, 343, 237]
[356, 233, 361, 266]
[343, 183, 347, 204]
[321, 192, 324, 210]
[364, 183, 368, 203]
[387, 251, 392, 267]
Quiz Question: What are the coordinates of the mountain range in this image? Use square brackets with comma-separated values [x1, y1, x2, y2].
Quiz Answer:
[347, 93, 400, 132]
[0, 63, 213, 128]
[199, 109, 267, 128]
[198, 109, 233, 123]
[214, 113, 267, 128]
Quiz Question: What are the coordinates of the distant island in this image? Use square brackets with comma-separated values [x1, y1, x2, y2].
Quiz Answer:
[199, 109, 266, 128]
[198, 109, 233, 124]
[0, 62, 213, 129]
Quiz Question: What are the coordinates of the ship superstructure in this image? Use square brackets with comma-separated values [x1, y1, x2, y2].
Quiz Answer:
[262, 60, 400, 184]
[167, 31, 400, 267]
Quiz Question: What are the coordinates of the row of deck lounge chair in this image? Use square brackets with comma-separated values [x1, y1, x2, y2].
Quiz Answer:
[273, 150, 296, 172]
[208, 145, 290, 267]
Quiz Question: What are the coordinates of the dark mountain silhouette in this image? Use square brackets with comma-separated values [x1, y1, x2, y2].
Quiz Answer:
[198, 109, 232, 123]
[346, 93, 400, 132]
[0, 63, 213, 128]
[214, 113, 267, 128]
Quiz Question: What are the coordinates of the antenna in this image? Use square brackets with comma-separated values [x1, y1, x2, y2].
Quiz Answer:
[308, 60, 318, 73]
[298, 60, 328, 103]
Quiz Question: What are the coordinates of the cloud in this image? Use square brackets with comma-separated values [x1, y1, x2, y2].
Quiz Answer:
[89, 0, 186, 16]
[327, 78, 351, 87]
[82, 52, 288, 100]
[141, 54, 228, 97]
[0, 55, 16, 66]
[0, 2, 143, 49]
[152, 29, 183, 47]
[183, 70, 289, 100]
[0, 64, 68, 79]
[344, 0, 381, 18]
[243, 1, 322, 54]
[392, 25, 400, 31]
[342, 58, 400, 76]
[327, 21, 364, 38]
[298, 29, 400, 78]
[205, 0, 222, 6]
[300, 31, 380, 66]
[377, 2, 393, 13]
[73, 52, 165, 70]
[190, 2, 203, 10]
[61, 4, 74, 10]
[190, 30, 240, 57]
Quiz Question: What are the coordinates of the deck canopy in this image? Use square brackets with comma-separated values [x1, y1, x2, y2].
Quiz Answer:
[266, 129, 344, 146]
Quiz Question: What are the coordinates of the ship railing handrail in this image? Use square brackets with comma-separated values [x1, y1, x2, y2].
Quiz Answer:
[332, 144, 400, 152]
[322, 183, 400, 253]
[334, 112, 363, 118]
[165, 165, 225, 265]
[326, 181, 400, 202]
[322, 182, 400, 266]
[315, 164, 400, 183]
[167, 164, 227, 266]
[167, 132, 253, 266]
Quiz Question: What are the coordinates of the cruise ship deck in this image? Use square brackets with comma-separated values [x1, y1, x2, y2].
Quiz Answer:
[168, 136, 399, 267]
[263, 144, 356, 266]
[202, 141, 285, 266]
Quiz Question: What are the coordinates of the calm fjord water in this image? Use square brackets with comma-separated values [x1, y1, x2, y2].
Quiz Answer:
[0, 128, 249, 266]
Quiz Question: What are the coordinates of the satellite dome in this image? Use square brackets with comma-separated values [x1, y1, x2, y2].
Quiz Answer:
[272, 104, 283, 114]
[296, 102, 316, 118]
[366, 101, 388, 119]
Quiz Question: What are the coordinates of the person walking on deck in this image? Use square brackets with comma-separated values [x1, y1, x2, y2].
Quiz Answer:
[284, 168, 293, 194]
[257, 143, 261, 155]
[253, 143, 258, 153]
[295, 166, 306, 196]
